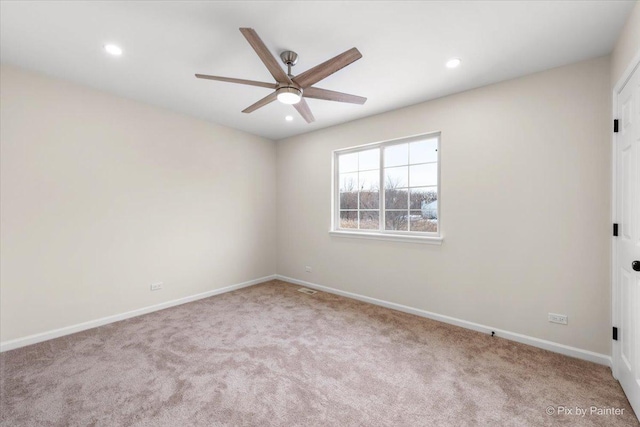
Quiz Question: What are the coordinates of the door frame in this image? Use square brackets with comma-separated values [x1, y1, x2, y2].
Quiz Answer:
[611, 49, 640, 380]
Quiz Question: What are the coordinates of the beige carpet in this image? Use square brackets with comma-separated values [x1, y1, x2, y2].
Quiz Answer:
[0, 280, 637, 426]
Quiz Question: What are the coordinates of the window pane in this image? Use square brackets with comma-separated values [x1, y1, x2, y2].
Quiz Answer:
[339, 152, 358, 173]
[359, 211, 379, 230]
[358, 169, 379, 209]
[339, 211, 358, 229]
[410, 186, 438, 211]
[385, 188, 408, 209]
[360, 193, 379, 209]
[384, 166, 408, 188]
[359, 170, 379, 191]
[410, 139, 438, 164]
[409, 210, 438, 232]
[359, 191, 379, 209]
[339, 172, 358, 192]
[409, 163, 437, 187]
[340, 192, 358, 210]
[384, 143, 408, 167]
[359, 149, 379, 171]
[385, 210, 408, 231]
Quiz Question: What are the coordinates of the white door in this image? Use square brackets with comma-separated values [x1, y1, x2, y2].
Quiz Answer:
[615, 60, 640, 419]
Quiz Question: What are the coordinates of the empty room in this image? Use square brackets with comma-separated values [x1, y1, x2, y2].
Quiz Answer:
[1, 1, 640, 426]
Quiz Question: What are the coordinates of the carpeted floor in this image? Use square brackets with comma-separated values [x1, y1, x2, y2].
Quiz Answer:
[0, 280, 638, 426]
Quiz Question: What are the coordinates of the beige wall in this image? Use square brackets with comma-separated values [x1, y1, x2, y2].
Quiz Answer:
[612, 0, 640, 86]
[277, 56, 612, 355]
[0, 65, 277, 342]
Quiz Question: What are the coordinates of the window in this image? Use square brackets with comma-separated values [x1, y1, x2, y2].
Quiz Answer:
[332, 133, 441, 243]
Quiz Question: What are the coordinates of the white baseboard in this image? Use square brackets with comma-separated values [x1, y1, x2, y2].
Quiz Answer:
[277, 275, 612, 367]
[0, 275, 277, 352]
[2, 273, 613, 368]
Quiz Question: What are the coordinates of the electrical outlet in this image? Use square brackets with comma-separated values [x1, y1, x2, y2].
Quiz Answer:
[305, 266, 312, 273]
[150, 282, 163, 291]
[548, 313, 568, 325]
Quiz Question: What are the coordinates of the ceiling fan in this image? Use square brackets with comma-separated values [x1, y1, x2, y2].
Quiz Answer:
[195, 28, 367, 123]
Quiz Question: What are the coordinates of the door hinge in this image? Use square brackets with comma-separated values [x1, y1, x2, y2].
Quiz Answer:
[614, 119, 619, 133]
[613, 223, 619, 237]
[613, 327, 618, 341]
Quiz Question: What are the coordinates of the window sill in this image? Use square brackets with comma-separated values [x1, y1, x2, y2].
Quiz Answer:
[329, 230, 443, 245]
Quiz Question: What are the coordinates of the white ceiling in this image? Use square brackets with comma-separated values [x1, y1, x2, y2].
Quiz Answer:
[0, 1, 635, 140]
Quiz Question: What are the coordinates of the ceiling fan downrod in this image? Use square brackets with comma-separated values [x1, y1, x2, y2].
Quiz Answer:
[280, 50, 298, 77]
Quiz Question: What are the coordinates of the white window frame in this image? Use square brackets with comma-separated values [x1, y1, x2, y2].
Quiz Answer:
[330, 132, 443, 245]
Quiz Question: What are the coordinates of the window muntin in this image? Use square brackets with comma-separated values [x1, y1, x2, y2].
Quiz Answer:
[335, 133, 439, 236]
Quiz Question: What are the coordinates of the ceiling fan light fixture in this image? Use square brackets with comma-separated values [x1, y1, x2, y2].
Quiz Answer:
[276, 87, 302, 104]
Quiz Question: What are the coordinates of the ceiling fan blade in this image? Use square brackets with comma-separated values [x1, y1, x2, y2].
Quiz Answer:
[195, 74, 276, 89]
[239, 28, 292, 85]
[293, 48, 362, 89]
[293, 98, 315, 123]
[242, 91, 278, 114]
[303, 87, 367, 105]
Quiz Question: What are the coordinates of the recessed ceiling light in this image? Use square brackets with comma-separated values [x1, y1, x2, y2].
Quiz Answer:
[104, 44, 123, 56]
[285, 115, 293, 122]
[446, 58, 461, 69]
